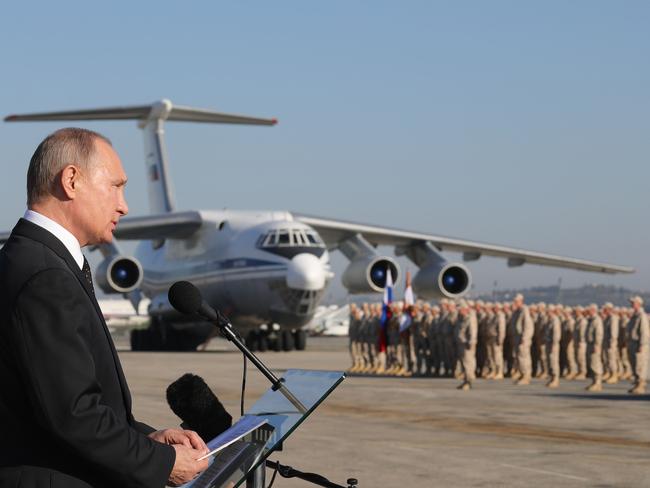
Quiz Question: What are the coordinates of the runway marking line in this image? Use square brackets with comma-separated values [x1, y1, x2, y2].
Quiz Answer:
[499, 463, 589, 482]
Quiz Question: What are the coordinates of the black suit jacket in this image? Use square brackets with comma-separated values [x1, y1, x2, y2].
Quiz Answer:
[0, 219, 175, 488]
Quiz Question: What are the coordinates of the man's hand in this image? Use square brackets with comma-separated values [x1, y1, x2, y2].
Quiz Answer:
[168, 444, 210, 486]
[149, 428, 208, 452]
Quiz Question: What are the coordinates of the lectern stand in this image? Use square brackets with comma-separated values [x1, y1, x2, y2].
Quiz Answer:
[181, 369, 346, 488]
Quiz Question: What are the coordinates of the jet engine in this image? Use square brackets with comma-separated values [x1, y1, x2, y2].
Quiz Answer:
[95, 256, 143, 294]
[413, 262, 471, 300]
[342, 256, 400, 294]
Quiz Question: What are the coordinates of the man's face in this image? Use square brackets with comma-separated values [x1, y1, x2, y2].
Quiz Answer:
[76, 140, 128, 246]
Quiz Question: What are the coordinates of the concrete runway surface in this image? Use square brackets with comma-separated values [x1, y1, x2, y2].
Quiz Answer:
[117, 336, 650, 488]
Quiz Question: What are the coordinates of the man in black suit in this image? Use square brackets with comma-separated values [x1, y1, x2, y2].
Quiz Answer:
[0, 128, 209, 487]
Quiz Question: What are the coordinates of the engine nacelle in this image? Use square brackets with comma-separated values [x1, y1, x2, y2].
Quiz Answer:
[413, 262, 471, 300]
[95, 256, 143, 294]
[342, 256, 400, 294]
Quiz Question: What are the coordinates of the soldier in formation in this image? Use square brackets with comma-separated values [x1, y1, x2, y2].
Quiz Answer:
[346, 295, 648, 394]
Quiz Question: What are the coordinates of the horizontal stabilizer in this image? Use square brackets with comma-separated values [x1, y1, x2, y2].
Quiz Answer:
[4, 99, 277, 126]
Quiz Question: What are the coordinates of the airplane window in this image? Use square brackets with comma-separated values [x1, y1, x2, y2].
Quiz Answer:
[305, 232, 323, 246]
[265, 232, 277, 246]
[278, 230, 290, 245]
[294, 231, 306, 246]
[258, 228, 324, 250]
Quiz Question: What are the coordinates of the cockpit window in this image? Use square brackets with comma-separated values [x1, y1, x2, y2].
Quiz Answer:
[277, 230, 290, 245]
[258, 228, 325, 249]
[264, 233, 277, 246]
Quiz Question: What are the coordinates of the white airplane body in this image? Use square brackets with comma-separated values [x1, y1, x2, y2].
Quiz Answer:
[138, 210, 331, 329]
[2, 100, 635, 351]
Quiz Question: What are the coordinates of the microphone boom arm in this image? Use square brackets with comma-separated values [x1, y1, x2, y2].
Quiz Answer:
[214, 311, 308, 414]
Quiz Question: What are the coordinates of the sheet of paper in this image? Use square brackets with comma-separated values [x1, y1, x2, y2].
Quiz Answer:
[199, 416, 268, 461]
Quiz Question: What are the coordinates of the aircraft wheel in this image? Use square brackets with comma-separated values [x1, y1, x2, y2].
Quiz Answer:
[246, 331, 258, 352]
[257, 333, 268, 352]
[272, 334, 282, 352]
[130, 329, 143, 351]
[281, 330, 294, 351]
[294, 330, 307, 351]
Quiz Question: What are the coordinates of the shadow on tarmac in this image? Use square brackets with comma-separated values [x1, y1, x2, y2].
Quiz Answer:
[536, 392, 650, 402]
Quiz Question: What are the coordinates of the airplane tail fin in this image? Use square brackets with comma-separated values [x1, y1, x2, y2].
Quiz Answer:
[5, 99, 277, 214]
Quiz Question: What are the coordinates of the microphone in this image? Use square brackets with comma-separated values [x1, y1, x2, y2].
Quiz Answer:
[168, 281, 220, 324]
[166, 373, 233, 442]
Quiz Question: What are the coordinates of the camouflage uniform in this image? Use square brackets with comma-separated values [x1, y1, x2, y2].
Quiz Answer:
[626, 297, 649, 394]
[585, 306, 604, 391]
[455, 302, 478, 390]
[545, 312, 562, 388]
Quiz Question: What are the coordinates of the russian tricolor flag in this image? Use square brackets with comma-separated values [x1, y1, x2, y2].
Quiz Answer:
[399, 271, 415, 332]
[378, 268, 393, 352]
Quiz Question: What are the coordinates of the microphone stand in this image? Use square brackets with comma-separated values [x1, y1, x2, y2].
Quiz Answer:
[212, 311, 308, 414]
[265, 460, 358, 488]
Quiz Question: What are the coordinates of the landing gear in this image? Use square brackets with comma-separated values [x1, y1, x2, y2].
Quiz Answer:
[245, 330, 269, 352]
[245, 330, 258, 352]
[257, 333, 269, 352]
[281, 330, 294, 351]
[130, 317, 212, 351]
[293, 329, 307, 351]
[272, 331, 283, 352]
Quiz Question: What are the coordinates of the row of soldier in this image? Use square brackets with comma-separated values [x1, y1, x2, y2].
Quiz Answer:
[348, 294, 649, 393]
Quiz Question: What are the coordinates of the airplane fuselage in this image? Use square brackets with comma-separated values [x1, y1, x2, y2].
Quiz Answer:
[137, 209, 331, 331]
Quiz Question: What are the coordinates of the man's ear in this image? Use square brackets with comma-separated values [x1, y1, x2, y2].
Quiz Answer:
[60, 165, 80, 199]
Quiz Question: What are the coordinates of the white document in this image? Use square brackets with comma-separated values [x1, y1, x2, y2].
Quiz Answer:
[199, 416, 269, 461]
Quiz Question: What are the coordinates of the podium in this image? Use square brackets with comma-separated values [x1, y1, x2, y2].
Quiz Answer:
[182, 369, 346, 488]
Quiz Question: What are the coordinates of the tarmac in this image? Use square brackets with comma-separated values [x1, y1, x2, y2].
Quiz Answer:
[116, 336, 650, 488]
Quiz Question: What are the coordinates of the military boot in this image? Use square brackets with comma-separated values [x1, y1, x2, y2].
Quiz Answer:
[628, 382, 646, 394]
[586, 380, 602, 392]
[546, 376, 560, 388]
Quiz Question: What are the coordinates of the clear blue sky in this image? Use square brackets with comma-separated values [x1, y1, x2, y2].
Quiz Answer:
[1, 1, 648, 298]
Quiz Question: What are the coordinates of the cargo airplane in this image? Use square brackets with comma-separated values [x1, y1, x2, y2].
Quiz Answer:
[2, 100, 635, 351]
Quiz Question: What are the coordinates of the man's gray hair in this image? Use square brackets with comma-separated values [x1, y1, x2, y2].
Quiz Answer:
[26, 127, 112, 206]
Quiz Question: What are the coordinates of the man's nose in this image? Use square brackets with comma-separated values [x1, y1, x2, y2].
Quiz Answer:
[119, 194, 129, 216]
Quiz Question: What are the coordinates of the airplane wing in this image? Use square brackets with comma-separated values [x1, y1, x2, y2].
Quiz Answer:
[293, 213, 635, 274]
[113, 211, 203, 240]
[0, 211, 203, 245]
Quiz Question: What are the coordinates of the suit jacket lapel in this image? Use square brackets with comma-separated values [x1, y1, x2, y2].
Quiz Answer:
[11, 219, 133, 413]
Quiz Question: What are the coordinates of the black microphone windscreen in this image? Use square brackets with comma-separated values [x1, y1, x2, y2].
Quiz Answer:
[166, 373, 233, 442]
[168, 281, 203, 316]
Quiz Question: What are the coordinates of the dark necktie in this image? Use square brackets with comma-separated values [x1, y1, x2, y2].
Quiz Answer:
[82, 257, 95, 295]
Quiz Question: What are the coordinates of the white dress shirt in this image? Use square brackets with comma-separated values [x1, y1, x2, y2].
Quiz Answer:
[23, 210, 85, 270]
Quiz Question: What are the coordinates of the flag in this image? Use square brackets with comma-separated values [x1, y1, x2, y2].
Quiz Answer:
[378, 267, 393, 352]
[399, 271, 415, 332]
